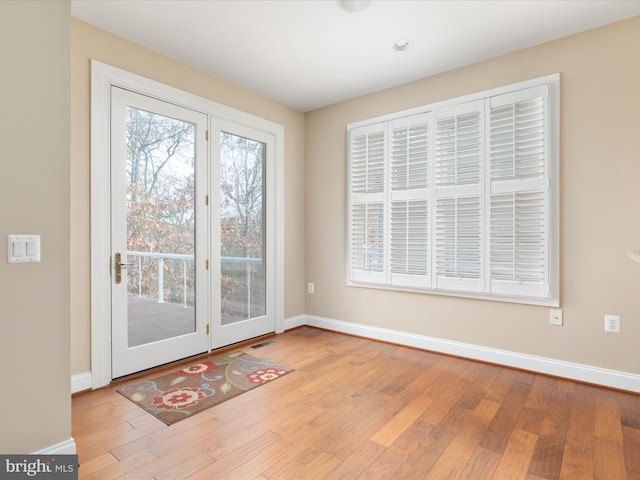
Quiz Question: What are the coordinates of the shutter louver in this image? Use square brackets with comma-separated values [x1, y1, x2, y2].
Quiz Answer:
[490, 191, 545, 282]
[391, 200, 428, 275]
[490, 97, 545, 181]
[391, 121, 429, 190]
[436, 196, 481, 278]
[351, 130, 385, 194]
[351, 202, 385, 275]
[436, 112, 481, 186]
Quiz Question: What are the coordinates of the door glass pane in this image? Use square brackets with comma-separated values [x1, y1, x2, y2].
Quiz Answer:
[220, 132, 266, 325]
[126, 106, 197, 347]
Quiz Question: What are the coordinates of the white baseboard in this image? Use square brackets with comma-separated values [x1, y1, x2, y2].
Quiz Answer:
[71, 372, 92, 394]
[33, 437, 76, 455]
[284, 314, 307, 330]
[304, 314, 640, 393]
[75, 314, 638, 393]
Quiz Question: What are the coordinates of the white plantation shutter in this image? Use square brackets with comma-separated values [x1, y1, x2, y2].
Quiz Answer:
[390, 114, 431, 287]
[349, 123, 387, 283]
[435, 101, 483, 292]
[347, 74, 558, 305]
[489, 86, 549, 298]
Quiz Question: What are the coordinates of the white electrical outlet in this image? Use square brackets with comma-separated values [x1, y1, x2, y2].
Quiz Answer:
[307, 282, 315, 294]
[549, 309, 563, 326]
[604, 314, 621, 333]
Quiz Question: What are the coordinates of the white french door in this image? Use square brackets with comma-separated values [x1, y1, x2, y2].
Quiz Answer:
[210, 120, 276, 349]
[109, 86, 277, 378]
[110, 87, 209, 377]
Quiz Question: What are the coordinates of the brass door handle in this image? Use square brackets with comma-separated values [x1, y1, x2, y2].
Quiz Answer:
[114, 252, 134, 284]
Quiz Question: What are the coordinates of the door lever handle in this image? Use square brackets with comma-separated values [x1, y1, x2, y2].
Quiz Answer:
[114, 252, 134, 284]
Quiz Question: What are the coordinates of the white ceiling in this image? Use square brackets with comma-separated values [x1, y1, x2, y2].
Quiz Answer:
[71, 0, 640, 112]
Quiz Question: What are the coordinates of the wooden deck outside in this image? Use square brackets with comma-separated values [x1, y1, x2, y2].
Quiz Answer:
[127, 296, 195, 347]
[127, 295, 245, 347]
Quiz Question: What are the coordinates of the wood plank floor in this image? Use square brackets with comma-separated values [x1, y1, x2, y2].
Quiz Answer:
[72, 326, 640, 479]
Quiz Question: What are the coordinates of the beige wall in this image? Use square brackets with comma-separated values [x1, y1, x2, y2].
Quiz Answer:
[0, 1, 71, 452]
[70, 19, 306, 375]
[6, 1, 634, 455]
[305, 16, 640, 375]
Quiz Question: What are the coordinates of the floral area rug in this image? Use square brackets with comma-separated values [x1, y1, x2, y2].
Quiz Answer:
[117, 351, 293, 425]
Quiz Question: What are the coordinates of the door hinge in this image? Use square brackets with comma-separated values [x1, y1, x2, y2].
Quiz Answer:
[205, 260, 209, 270]
[205, 195, 209, 206]
[206, 324, 210, 335]
[206, 130, 209, 141]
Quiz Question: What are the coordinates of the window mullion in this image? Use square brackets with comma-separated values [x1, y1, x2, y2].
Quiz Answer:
[384, 122, 391, 285]
[429, 117, 437, 289]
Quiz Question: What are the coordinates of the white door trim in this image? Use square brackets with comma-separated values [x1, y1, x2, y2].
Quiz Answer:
[90, 60, 285, 388]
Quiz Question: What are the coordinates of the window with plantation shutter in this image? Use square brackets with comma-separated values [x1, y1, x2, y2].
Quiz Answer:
[347, 74, 558, 306]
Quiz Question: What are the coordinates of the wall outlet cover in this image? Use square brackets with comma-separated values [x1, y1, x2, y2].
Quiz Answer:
[550, 309, 563, 326]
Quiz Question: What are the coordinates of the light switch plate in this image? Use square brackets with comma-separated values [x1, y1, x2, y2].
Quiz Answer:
[7, 235, 40, 263]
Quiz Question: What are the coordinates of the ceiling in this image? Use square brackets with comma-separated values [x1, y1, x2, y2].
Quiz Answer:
[71, 0, 640, 112]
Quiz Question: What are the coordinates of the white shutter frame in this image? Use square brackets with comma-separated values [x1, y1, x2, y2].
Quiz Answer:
[434, 100, 484, 292]
[348, 122, 387, 285]
[488, 84, 552, 299]
[389, 113, 432, 288]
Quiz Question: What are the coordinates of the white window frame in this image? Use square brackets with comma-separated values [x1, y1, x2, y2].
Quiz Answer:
[347, 74, 559, 307]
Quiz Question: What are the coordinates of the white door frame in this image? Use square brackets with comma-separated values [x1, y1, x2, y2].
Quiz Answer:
[90, 60, 285, 389]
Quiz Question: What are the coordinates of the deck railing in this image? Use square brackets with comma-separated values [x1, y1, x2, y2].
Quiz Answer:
[127, 251, 262, 315]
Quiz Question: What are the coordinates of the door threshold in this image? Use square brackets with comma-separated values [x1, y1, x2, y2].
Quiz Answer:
[106, 332, 277, 388]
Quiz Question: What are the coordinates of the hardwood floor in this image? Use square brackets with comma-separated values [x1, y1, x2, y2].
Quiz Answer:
[72, 326, 640, 479]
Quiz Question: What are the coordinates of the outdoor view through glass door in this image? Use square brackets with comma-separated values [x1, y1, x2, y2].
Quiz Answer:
[212, 123, 275, 348]
[126, 107, 197, 345]
[111, 87, 208, 378]
[220, 132, 265, 325]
